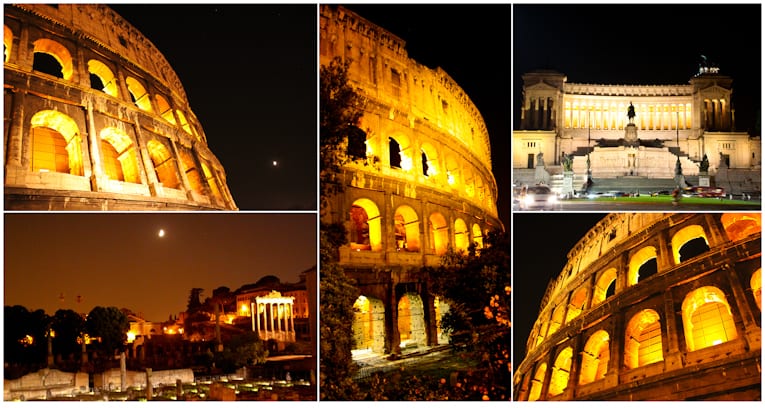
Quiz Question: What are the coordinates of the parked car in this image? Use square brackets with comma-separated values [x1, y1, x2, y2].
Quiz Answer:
[519, 185, 558, 210]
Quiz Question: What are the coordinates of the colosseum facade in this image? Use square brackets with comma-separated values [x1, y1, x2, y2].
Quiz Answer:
[4, 4, 237, 210]
[514, 213, 761, 400]
[320, 5, 502, 356]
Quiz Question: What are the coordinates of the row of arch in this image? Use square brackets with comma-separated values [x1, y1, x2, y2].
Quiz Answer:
[525, 280, 759, 401]
[4, 25, 202, 143]
[349, 198, 484, 255]
[28, 109, 226, 203]
[530, 214, 761, 353]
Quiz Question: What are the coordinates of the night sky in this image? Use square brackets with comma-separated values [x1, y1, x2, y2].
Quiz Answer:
[109, 4, 317, 211]
[514, 4, 761, 136]
[4, 213, 317, 322]
[512, 213, 605, 365]
[343, 4, 512, 229]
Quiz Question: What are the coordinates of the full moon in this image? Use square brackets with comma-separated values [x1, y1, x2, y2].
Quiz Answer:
[272, 160, 278, 167]
[158, 229, 165, 238]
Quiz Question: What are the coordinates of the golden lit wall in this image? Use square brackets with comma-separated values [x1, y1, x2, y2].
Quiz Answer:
[514, 213, 761, 401]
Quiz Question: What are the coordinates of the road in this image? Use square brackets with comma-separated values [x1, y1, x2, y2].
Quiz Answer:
[514, 199, 761, 212]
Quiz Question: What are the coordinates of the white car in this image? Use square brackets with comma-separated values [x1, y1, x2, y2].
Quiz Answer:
[520, 185, 558, 210]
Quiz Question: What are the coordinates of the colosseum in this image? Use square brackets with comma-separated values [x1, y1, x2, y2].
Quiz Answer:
[320, 5, 502, 356]
[514, 213, 761, 400]
[4, 4, 237, 210]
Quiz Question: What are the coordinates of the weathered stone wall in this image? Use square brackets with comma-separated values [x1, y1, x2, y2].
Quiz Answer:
[4, 369, 89, 401]
[95, 368, 194, 390]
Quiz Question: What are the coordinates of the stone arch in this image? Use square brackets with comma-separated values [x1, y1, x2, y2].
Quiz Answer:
[155, 94, 177, 125]
[398, 293, 426, 348]
[454, 218, 469, 252]
[463, 167, 476, 198]
[547, 302, 565, 337]
[388, 133, 412, 171]
[565, 286, 588, 323]
[592, 267, 617, 306]
[352, 295, 385, 353]
[201, 161, 224, 203]
[579, 330, 610, 385]
[394, 205, 420, 252]
[350, 198, 382, 251]
[177, 146, 204, 194]
[146, 140, 180, 189]
[32, 38, 73, 80]
[681, 286, 738, 352]
[420, 142, 439, 178]
[125, 76, 153, 112]
[720, 213, 761, 242]
[428, 212, 449, 255]
[751, 269, 762, 310]
[548, 346, 573, 397]
[434, 296, 450, 345]
[528, 362, 547, 401]
[346, 125, 367, 160]
[30, 110, 83, 176]
[624, 309, 663, 369]
[472, 223, 484, 250]
[5, 25, 13, 63]
[99, 127, 140, 183]
[672, 225, 710, 264]
[628, 246, 658, 286]
[87, 59, 118, 97]
[175, 109, 193, 134]
[444, 153, 459, 186]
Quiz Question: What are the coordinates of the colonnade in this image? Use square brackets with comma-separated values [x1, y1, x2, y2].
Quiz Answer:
[563, 101, 693, 131]
[250, 293, 296, 343]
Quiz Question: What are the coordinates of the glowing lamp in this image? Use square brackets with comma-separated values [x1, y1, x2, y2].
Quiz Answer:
[126, 331, 136, 343]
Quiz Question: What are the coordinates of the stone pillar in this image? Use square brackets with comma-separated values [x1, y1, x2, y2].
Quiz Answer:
[655, 229, 674, 272]
[5, 90, 26, 169]
[130, 112, 161, 195]
[120, 352, 126, 392]
[85, 99, 104, 191]
[725, 265, 760, 348]
[145, 368, 153, 401]
[661, 290, 683, 371]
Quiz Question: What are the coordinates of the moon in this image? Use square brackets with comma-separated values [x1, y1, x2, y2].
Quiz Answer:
[272, 160, 278, 167]
[158, 229, 165, 238]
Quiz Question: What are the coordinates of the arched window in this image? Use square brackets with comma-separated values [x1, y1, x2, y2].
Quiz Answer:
[394, 206, 420, 252]
[125, 77, 153, 112]
[398, 293, 426, 348]
[420, 143, 438, 179]
[177, 146, 204, 195]
[100, 128, 140, 183]
[350, 198, 382, 251]
[751, 269, 762, 310]
[454, 218, 469, 252]
[30, 110, 83, 176]
[672, 225, 710, 264]
[579, 330, 610, 385]
[472, 224, 484, 250]
[32, 39, 73, 80]
[352, 295, 385, 353]
[389, 137, 402, 169]
[624, 309, 663, 369]
[547, 303, 565, 337]
[87, 60, 118, 97]
[388, 134, 412, 171]
[565, 287, 588, 323]
[175, 110, 192, 134]
[346, 126, 367, 160]
[592, 267, 617, 306]
[721, 213, 761, 242]
[155, 94, 176, 125]
[428, 213, 449, 255]
[628, 247, 658, 286]
[528, 362, 547, 401]
[682, 286, 738, 351]
[146, 140, 180, 189]
[548, 347, 572, 397]
[5, 25, 13, 63]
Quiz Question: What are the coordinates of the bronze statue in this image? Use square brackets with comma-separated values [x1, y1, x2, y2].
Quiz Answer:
[627, 102, 636, 124]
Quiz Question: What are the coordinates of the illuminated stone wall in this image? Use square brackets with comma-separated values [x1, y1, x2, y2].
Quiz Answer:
[4, 4, 237, 210]
[320, 5, 502, 356]
[514, 213, 761, 401]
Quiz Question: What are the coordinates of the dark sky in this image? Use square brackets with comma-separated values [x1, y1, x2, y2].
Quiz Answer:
[109, 4, 317, 211]
[512, 213, 605, 365]
[514, 4, 761, 136]
[344, 4, 511, 229]
[4, 213, 317, 322]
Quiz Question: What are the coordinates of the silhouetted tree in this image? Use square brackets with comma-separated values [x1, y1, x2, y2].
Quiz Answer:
[51, 309, 85, 361]
[4, 305, 49, 375]
[85, 306, 129, 358]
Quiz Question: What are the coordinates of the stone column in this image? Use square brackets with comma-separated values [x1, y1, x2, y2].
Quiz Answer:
[130, 112, 161, 195]
[661, 289, 683, 371]
[85, 99, 104, 191]
[725, 265, 760, 347]
[5, 90, 26, 169]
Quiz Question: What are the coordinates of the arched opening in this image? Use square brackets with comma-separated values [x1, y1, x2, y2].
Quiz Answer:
[394, 205, 420, 252]
[30, 110, 83, 176]
[672, 225, 710, 264]
[4, 25, 12, 63]
[32, 39, 73, 80]
[579, 330, 610, 385]
[472, 224, 484, 250]
[397, 293, 426, 349]
[547, 303, 565, 337]
[389, 137, 402, 169]
[352, 295, 385, 354]
[388, 134, 412, 171]
[175, 110, 192, 134]
[721, 213, 761, 242]
[628, 246, 658, 286]
[177, 146, 204, 194]
[155, 94, 176, 125]
[454, 218, 469, 252]
[548, 347, 572, 397]
[100, 128, 140, 183]
[434, 296, 450, 345]
[592, 267, 617, 306]
[565, 287, 588, 323]
[682, 286, 738, 351]
[350, 198, 382, 251]
[428, 213, 449, 255]
[445, 154, 459, 186]
[146, 140, 180, 189]
[125, 77, 153, 112]
[87, 60, 118, 97]
[346, 126, 367, 160]
[624, 309, 663, 369]
[201, 161, 224, 203]
[751, 269, 762, 310]
[528, 362, 546, 401]
[420, 143, 439, 179]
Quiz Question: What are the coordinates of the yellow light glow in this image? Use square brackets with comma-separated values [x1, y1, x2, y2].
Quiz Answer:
[400, 153, 412, 171]
[241, 304, 249, 314]
[127, 331, 136, 343]
[447, 171, 455, 185]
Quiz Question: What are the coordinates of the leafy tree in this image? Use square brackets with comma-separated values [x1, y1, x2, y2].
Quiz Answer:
[51, 309, 85, 360]
[85, 306, 129, 357]
[4, 305, 49, 370]
[187, 287, 204, 314]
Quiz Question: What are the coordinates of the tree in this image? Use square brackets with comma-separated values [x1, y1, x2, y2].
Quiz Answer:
[4, 305, 49, 373]
[187, 287, 204, 314]
[85, 306, 129, 357]
[51, 309, 85, 360]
